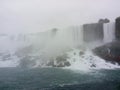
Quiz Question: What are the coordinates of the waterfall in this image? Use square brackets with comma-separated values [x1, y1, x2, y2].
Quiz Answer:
[0, 23, 118, 68]
[64, 49, 120, 71]
[103, 22, 115, 43]
[67, 26, 83, 47]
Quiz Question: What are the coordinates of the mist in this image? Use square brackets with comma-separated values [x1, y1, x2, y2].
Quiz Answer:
[0, 0, 120, 34]
[1, 1, 120, 89]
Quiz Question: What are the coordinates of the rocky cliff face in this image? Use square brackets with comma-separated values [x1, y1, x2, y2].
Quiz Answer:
[93, 41, 120, 64]
[91, 17, 120, 65]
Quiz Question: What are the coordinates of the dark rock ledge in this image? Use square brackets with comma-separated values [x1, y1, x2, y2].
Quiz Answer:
[93, 41, 120, 64]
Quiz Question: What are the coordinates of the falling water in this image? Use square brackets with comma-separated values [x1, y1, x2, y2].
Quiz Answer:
[0, 23, 119, 70]
[103, 22, 115, 43]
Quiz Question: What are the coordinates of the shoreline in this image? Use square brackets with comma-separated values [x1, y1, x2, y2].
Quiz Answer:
[93, 41, 120, 64]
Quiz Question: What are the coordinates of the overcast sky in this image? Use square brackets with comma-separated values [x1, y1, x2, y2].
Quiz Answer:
[0, 0, 120, 34]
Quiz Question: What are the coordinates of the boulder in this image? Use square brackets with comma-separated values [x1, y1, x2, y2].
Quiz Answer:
[47, 54, 71, 67]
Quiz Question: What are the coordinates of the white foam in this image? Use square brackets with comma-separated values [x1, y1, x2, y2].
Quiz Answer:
[65, 49, 120, 71]
[0, 55, 19, 67]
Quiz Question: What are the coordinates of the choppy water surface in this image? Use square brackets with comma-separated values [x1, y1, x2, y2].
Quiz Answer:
[0, 68, 120, 90]
[0, 36, 120, 90]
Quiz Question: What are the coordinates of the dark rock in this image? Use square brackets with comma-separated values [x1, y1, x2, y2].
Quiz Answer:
[98, 18, 110, 23]
[47, 60, 71, 67]
[90, 64, 96, 67]
[56, 56, 67, 63]
[79, 51, 84, 56]
[64, 61, 71, 66]
[104, 18, 110, 23]
[55, 54, 68, 63]
[47, 61, 55, 67]
[93, 41, 120, 64]
[47, 54, 71, 67]
[56, 63, 64, 67]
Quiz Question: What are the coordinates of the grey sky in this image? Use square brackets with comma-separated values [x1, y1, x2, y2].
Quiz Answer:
[0, 0, 120, 34]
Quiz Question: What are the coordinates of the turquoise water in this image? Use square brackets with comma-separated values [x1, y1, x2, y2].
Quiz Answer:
[0, 68, 120, 90]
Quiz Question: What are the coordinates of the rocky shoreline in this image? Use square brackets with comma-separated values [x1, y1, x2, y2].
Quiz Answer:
[93, 41, 120, 65]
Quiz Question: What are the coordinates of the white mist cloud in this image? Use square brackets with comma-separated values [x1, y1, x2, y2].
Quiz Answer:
[0, 0, 120, 34]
